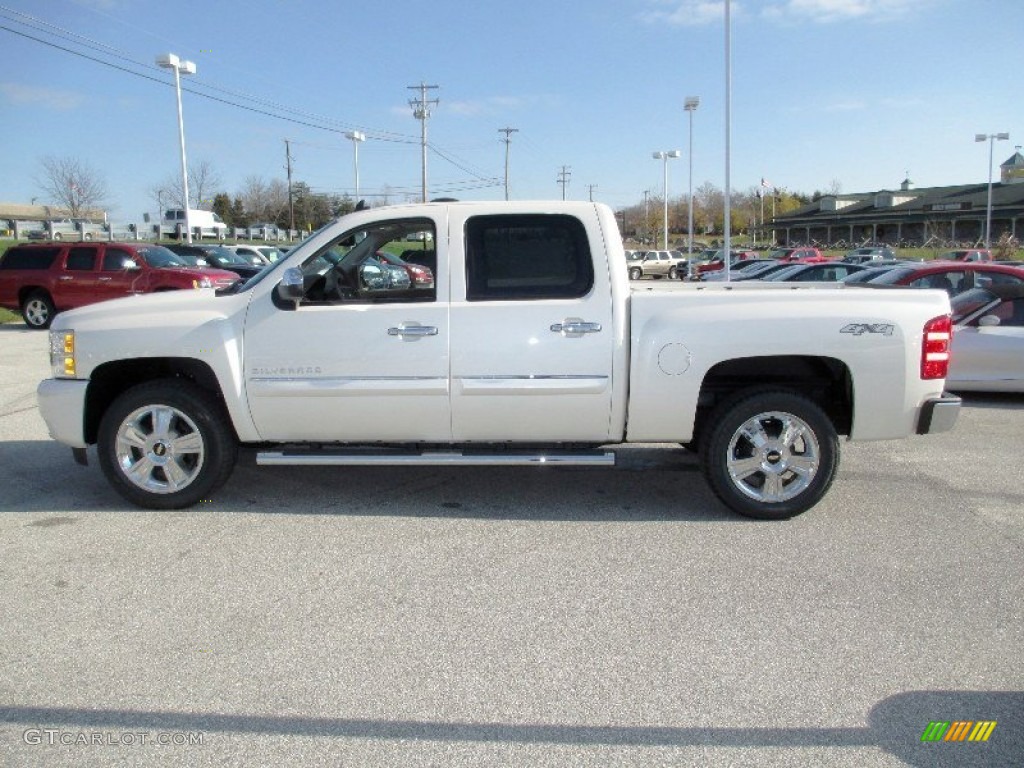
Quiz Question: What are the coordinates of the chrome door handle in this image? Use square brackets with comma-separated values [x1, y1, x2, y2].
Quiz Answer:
[550, 320, 602, 334]
[388, 324, 438, 337]
[98, 276, 112, 281]
[58, 276, 74, 281]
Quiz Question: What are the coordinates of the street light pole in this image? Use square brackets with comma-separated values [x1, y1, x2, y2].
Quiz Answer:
[345, 131, 366, 201]
[684, 96, 699, 258]
[652, 151, 681, 249]
[975, 131, 1009, 248]
[156, 53, 196, 243]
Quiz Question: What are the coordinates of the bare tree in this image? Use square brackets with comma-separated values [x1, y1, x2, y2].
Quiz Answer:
[37, 156, 108, 219]
[156, 159, 223, 210]
[240, 176, 289, 223]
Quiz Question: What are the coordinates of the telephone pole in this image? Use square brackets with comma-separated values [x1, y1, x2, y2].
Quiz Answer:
[284, 139, 294, 230]
[557, 165, 572, 200]
[408, 82, 439, 202]
[498, 127, 518, 200]
[586, 184, 598, 202]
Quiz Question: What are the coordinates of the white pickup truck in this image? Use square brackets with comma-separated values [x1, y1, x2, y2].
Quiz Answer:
[37, 201, 961, 519]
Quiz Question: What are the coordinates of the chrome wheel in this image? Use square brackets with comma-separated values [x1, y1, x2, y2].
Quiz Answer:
[725, 410, 820, 503]
[114, 404, 205, 494]
[24, 298, 51, 327]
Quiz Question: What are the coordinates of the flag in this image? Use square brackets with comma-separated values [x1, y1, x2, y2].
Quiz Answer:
[760, 177, 771, 189]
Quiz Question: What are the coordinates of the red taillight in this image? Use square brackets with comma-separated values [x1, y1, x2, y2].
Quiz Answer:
[921, 314, 952, 379]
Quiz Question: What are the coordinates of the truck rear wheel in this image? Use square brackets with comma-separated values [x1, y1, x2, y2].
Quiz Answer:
[700, 391, 838, 520]
[97, 381, 237, 509]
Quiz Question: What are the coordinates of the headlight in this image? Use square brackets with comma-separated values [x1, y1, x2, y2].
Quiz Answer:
[49, 330, 76, 378]
[192, 277, 213, 289]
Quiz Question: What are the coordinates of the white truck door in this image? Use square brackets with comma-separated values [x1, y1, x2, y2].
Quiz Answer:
[447, 211, 616, 442]
[243, 215, 451, 442]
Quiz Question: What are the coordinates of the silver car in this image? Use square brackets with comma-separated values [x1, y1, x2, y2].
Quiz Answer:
[947, 285, 1024, 392]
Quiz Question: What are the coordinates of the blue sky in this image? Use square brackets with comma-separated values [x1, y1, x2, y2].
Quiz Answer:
[0, 0, 1021, 221]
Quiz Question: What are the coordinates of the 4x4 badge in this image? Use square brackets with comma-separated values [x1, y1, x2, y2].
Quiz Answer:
[840, 323, 895, 336]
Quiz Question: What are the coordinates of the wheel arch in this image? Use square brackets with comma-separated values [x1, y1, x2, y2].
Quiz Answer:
[84, 358, 231, 445]
[691, 355, 853, 447]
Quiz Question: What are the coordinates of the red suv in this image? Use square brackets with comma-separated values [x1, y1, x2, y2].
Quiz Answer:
[0, 242, 239, 329]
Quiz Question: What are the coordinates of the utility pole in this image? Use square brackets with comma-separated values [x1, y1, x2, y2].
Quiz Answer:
[643, 190, 651, 244]
[586, 184, 598, 202]
[557, 165, 572, 200]
[408, 82, 439, 202]
[498, 127, 518, 200]
[284, 139, 294, 231]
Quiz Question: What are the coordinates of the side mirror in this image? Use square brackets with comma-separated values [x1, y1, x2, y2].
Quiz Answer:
[123, 259, 141, 271]
[276, 267, 304, 307]
[978, 314, 1001, 328]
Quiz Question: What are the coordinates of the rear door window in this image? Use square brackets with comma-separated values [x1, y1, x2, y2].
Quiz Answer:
[65, 247, 98, 271]
[464, 214, 593, 301]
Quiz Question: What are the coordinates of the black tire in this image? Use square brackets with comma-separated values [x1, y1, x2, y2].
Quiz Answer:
[97, 380, 237, 509]
[22, 290, 56, 330]
[629, 267, 642, 281]
[668, 266, 678, 279]
[700, 390, 838, 520]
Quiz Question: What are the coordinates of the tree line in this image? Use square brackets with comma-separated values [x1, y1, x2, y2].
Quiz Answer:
[618, 179, 844, 244]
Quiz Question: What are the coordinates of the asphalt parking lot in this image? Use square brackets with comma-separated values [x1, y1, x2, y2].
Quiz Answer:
[0, 323, 1021, 767]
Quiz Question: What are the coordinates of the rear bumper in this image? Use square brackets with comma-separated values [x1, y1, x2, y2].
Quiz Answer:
[916, 394, 961, 435]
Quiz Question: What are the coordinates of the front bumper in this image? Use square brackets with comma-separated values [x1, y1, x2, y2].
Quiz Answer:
[916, 393, 961, 435]
[37, 378, 89, 448]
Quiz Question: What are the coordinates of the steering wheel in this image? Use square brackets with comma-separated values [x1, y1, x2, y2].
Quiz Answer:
[323, 266, 356, 300]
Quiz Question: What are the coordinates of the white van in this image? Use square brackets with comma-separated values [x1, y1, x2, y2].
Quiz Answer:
[162, 208, 228, 239]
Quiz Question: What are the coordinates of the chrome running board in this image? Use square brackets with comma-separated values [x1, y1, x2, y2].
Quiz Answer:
[256, 449, 616, 467]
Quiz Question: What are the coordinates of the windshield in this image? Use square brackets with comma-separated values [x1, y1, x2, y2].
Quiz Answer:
[951, 288, 997, 323]
[139, 246, 189, 268]
[201, 246, 249, 265]
[866, 267, 917, 284]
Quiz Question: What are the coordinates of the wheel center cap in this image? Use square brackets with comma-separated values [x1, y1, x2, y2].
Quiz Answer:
[766, 449, 782, 464]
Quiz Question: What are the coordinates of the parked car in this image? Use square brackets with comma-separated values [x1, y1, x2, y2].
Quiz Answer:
[761, 262, 869, 282]
[840, 262, 908, 283]
[629, 250, 687, 280]
[165, 243, 264, 280]
[243, 222, 282, 239]
[691, 249, 760, 280]
[700, 258, 778, 282]
[373, 250, 434, 289]
[769, 246, 825, 263]
[946, 284, 1024, 392]
[0, 242, 238, 329]
[256, 246, 288, 263]
[224, 244, 272, 266]
[859, 261, 1024, 296]
[940, 249, 992, 262]
[842, 246, 897, 263]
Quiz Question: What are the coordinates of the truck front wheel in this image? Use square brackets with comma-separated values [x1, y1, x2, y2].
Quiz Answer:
[700, 391, 838, 520]
[97, 381, 237, 509]
[629, 267, 642, 280]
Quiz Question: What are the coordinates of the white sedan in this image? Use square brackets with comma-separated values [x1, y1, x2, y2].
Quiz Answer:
[947, 285, 1024, 392]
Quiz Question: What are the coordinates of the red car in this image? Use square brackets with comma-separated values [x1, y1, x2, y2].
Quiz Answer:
[0, 242, 239, 329]
[860, 261, 1024, 296]
[940, 249, 992, 262]
[693, 249, 760, 279]
[769, 246, 826, 263]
